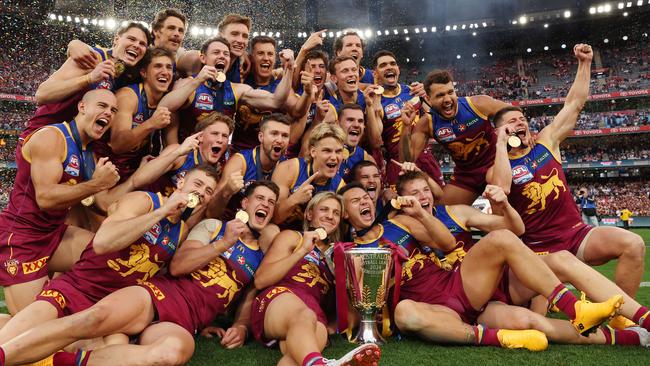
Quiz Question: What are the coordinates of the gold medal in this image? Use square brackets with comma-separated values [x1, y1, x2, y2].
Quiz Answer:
[315, 227, 327, 240]
[216, 71, 226, 83]
[235, 210, 249, 224]
[186, 193, 199, 208]
[507, 134, 522, 148]
[408, 96, 420, 106]
[114, 60, 126, 78]
[375, 85, 384, 95]
[81, 195, 95, 207]
[390, 198, 401, 209]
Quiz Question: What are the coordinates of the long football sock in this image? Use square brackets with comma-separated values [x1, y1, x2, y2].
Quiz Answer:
[601, 326, 641, 345]
[632, 307, 650, 331]
[473, 325, 500, 346]
[548, 284, 578, 319]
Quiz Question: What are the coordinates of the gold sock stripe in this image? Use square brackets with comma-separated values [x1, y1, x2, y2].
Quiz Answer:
[550, 287, 569, 308]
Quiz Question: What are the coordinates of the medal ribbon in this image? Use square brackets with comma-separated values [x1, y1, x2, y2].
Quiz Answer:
[254, 146, 274, 181]
[68, 120, 96, 181]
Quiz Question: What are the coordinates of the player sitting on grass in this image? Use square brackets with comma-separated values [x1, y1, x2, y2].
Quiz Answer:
[0, 181, 276, 366]
[392, 171, 650, 348]
[251, 192, 382, 366]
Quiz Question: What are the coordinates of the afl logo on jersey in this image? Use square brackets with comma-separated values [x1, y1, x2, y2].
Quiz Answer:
[385, 103, 401, 120]
[96, 80, 113, 90]
[196, 93, 214, 110]
[512, 165, 534, 185]
[134, 113, 145, 124]
[144, 223, 162, 245]
[64, 155, 81, 176]
[436, 127, 456, 142]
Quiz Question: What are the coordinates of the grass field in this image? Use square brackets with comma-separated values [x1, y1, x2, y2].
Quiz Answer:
[1, 229, 649, 365]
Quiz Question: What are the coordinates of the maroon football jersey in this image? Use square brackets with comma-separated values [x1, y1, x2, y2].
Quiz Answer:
[0, 123, 89, 233]
[508, 141, 587, 248]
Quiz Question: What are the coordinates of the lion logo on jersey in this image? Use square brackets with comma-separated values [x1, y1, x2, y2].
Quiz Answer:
[521, 168, 566, 214]
[443, 245, 467, 267]
[106, 243, 164, 281]
[401, 250, 429, 284]
[447, 131, 488, 160]
[292, 262, 330, 294]
[191, 257, 243, 307]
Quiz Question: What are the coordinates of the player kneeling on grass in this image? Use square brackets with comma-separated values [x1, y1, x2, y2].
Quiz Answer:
[251, 192, 381, 366]
[0, 181, 280, 366]
[392, 171, 649, 349]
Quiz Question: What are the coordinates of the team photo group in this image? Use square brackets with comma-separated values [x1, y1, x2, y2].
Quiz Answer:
[0, 6, 648, 366]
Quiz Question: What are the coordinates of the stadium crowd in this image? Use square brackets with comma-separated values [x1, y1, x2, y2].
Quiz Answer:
[529, 109, 650, 132]
[561, 134, 650, 163]
[410, 42, 650, 101]
[0, 169, 15, 208]
[574, 181, 650, 217]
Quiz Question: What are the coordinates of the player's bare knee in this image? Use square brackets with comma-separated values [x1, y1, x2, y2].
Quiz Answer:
[148, 341, 193, 366]
[545, 250, 575, 274]
[76, 305, 111, 336]
[621, 233, 645, 260]
[291, 307, 318, 327]
[507, 308, 539, 330]
[484, 229, 520, 251]
[394, 300, 419, 331]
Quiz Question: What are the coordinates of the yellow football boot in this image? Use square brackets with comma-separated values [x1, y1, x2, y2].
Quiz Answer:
[25, 354, 54, 366]
[609, 314, 637, 330]
[572, 293, 624, 335]
[496, 329, 549, 351]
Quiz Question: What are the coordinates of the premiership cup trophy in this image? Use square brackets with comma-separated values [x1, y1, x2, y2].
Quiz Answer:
[343, 247, 393, 345]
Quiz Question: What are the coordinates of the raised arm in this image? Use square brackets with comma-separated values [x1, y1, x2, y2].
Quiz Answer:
[254, 230, 318, 290]
[538, 44, 593, 151]
[272, 162, 317, 224]
[110, 89, 172, 154]
[238, 50, 294, 111]
[28, 129, 119, 211]
[486, 125, 514, 194]
[292, 30, 326, 89]
[158, 66, 216, 112]
[93, 190, 188, 255]
[36, 57, 115, 105]
[363, 85, 384, 149]
[206, 154, 245, 218]
[452, 185, 525, 236]
[67, 40, 99, 70]
[400, 105, 430, 162]
[94, 133, 201, 212]
[169, 218, 246, 276]
[396, 197, 456, 251]
[466, 95, 511, 120]
[285, 71, 315, 119]
[391, 159, 443, 199]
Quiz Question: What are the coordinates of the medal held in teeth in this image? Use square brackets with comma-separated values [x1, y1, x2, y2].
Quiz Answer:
[390, 198, 402, 209]
[315, 227, 327, 240]
[507, 134, 522, 149]
[235, 210, 249, 224]
[186, 193, 199, 208]
[81, 195, 95, 207]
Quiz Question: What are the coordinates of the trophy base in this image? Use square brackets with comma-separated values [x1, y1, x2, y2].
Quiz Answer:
[351, 319, 386, 345]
